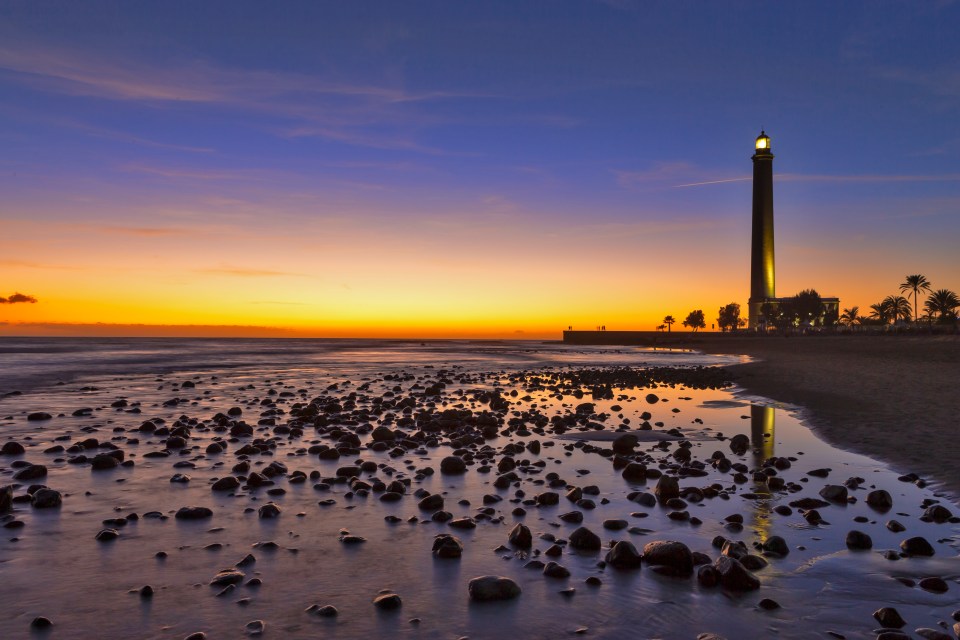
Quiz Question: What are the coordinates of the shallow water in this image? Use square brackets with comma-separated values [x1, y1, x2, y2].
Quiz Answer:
[1, 339, 958, 640]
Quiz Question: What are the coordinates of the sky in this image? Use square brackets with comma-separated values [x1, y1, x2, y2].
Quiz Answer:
[1, 1, 959, 338]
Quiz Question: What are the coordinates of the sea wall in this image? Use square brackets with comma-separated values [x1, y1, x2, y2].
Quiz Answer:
[562, 330, 709, 346]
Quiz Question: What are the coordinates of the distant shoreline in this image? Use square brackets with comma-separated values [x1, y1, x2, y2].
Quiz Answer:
[681, 333, 960, 500]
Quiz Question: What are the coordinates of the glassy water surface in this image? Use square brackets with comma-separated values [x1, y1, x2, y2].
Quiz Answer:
[0, 339, 957, 640]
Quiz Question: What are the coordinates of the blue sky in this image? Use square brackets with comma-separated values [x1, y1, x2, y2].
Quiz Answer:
[1, 1, 958, 335]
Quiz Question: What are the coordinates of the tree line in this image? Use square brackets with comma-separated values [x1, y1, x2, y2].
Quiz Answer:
[659, 274, 958, 332]
[659, 303, 744, 332]
[841, 274, 959, 326]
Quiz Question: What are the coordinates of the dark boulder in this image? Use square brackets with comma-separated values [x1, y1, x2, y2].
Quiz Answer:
[713, 556, 760, 591]
[605, 540, 642, 569]
[440, 456, 466, 474]
[642, 540, 693, 576]
[569, 526, 601, 551]
[468, 576, 521, 601]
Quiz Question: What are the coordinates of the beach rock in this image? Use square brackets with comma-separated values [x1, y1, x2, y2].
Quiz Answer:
[761, 535, 789, 557]
[873, 607, 906, 628]
[845, 530, 873, 551]
[28, 616, 54, 630]
[1, 485, 13, 513]
[886, 520, 906, 533]
[621, 462, 647, 482]
[569, 526, 601, 551]
[448, 517, 476, 529]
[244, 620, 265, 636]
[536, 491, 559, 506]
[212, 476, 240, 491]
[900, 536, 935, 557]
[631, 492, 657, 507]
[713, 556, 760, 591]
[440, 456, 466, 474]
[373, 592, 402, 609]
[468, 576, 521, 601]
[819, 485, 848, 502]
[96, 528, 120, 542]
[1, 441, 25, 455]
[728, 434, 749, 454]
[13, 464, 47, 481]
[697, 635, 727, 640]
[790, 497, 830, 509]
[914, 629, 952, 640]
[921, 505, 953, 523]
[27, 412, 52, 421]
[31, 488, 62, 509]
[432, 533, 463, 559]
[654, 475, 679, 501]
[418, 493, 443, 511]
[258, 502, 281, 518]
[642, 540, 693, 576]
[90, 454, 119, 470]
[866, 489, 893, 510]
[605, 540, 642, 569]
[307, 604, 339, 617]
[176, 506, 213, 520]
[543, 561, 570, 578]
[918, 577, 949, 593]
[740, 554, 768, 571]
[508, 523, 532, 548]
[210, 569, 245, 586]
[612, 434, 638, 454]
[697, 564, 720, 588]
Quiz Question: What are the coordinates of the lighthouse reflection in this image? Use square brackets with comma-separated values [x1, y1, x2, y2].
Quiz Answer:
[749, 404, 776, 541]
[751, 404, 775, 460]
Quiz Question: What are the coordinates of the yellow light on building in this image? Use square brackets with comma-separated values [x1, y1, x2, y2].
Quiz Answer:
[755, 131, 770, 150]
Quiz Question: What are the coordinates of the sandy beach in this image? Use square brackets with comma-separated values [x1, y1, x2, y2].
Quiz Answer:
[668, 334, 960, 499]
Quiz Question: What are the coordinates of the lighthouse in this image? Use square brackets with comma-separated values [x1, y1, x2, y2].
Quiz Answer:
[748, 130, 775, 328]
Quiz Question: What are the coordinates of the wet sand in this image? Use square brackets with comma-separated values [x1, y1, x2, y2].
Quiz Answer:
[683, 334, 960, 499]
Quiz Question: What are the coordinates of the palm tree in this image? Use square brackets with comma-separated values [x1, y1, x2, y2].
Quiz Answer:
[883, 295, 913, 323]
[924, 289, 960, 322]
[868, 302, 891, 324]
[899, 274, 932, 322]
[663, 315, 675, 333]
[839, 306, 860, 326]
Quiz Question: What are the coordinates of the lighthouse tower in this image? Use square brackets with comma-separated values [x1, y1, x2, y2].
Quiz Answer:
[748, 130, 775, 328]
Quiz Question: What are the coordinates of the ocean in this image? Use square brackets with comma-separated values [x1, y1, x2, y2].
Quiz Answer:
[1, 338, 957, 639]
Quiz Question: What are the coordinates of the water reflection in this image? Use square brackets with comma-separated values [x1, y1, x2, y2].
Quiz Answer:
[750, 404, 776, 542]
[750, 403, 775, 461]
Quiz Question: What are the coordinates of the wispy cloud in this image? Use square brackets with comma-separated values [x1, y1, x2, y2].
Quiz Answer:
[672, 177, 751, 188]
[120, 163, 260, 182]
[282, 126, 460, 155]
[0, 41, 493, 155]
[620, 163, 960, 190]
[616, 163, 748, 190]
[777, 172, 960, 183]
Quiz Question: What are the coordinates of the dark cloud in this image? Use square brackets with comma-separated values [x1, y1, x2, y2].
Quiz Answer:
[0, 292, 38, 304]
